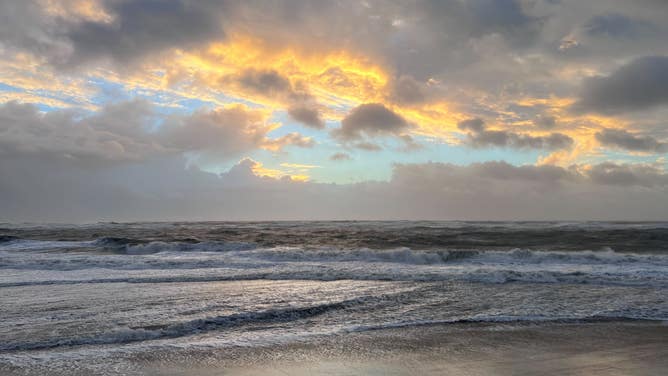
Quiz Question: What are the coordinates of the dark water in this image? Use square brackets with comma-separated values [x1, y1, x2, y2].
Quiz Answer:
[1, 221, 667, 374]
[3, 221, 668, 252]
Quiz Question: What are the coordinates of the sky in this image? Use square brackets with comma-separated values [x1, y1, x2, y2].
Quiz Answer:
[1, 0, 668, 222]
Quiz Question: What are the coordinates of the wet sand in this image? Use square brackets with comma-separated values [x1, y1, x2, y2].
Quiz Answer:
[3, 321, 667, 375]
[142, 321, 668, 376]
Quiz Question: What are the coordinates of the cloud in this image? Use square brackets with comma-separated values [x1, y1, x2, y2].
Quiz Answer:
[584, 13, 657, 38]
[288, 105, 325, 129]
[586, 162, 668, 187]
[595, 128, 668, 153]
[457, 118, 574, 150]
[235, 69, 304, 100]
[573, 56, 668, 114]
[0, 100, 313, 164]
[418, 0, 544, 47]
[263, 132, 315, 150]
[389, 75, 426, 105]
[61, 0, 226, 67]
[2, 157, 667, 222]
[334, 103, 411, 141]
[457, 118, 486, 133]
[330, 152, 351, 161]
[352, 142, 383, 152]
[159, 105, 277, 158]
[0, 100, 161, 163]
[533, 115, 557, 129]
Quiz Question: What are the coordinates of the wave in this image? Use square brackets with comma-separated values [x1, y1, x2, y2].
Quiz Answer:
[0, 239, 95, 251]
[2, 242, 667, 287]
[3, 310, 662, 352]
[0, 238, 257, 254]
[3, 264, 667, 288]
[2, 234, 667, 266]
[0, 235, 20, 243]
[0, 296, 379, 352]
[242, 247, 478, 265]
[242, 246, 668, 266]
[121, 241, 256, 255]
[344, 314, 665, 334]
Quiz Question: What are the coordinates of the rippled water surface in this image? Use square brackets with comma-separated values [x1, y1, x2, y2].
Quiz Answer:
[1, 221, 667, 371]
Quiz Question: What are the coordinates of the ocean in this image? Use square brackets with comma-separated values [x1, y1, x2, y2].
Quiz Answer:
[1, 221, 667, 374]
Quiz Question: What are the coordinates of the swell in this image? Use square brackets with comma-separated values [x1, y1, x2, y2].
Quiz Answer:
[0, 238, 257, 254]
[240, 247, 668, 265]
[0, 296, 382, 352]
[3, 266, 667, 288]
[3, 242, 667, 267]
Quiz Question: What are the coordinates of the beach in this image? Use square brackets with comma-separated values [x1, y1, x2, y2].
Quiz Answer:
[142, 321, 668, 376]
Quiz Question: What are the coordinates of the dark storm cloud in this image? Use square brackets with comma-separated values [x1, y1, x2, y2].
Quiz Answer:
[457, 118, 573, 150]
[287, 105, 325, 129]
[334, 103, 411, 141]
[595, 128, 668, 153]
[573, 56, 668, 114]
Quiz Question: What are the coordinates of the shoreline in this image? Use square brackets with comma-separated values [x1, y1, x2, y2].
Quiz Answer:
[3, 320, 667, 375]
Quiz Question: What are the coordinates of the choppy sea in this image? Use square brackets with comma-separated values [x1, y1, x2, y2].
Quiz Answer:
[1, 221, 667, 373]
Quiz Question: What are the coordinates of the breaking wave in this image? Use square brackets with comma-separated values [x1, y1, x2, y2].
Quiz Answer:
[241, 246, 668, 266]
[0, 296, 383, 352]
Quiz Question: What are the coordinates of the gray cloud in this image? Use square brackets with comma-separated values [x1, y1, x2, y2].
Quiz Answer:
[584, 13, 657, 38]
[0, 100, 161, 164]
[2, 157, 667, 222]
[62, 0, 226, 67]
[352, 142, 383, 152]
[418, 0, 544, 46]
[587, 162, 668, 187]
[0, 0, 227, 69]
[160, 106, 277, 159]
[457, 118, 486, 133]
[0, 100, 312, 165]
[457, 118, 574, 150]
[330, 152, 351, 161]
[534, 115, 557, 129]
[389, 75, 426, 105]
[334, 103, 411, 141]
[288, 105, 325, 129]
[237, 69, 292, 96]
[573, 55, 668, 114]
[595, 128, 668, 153]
